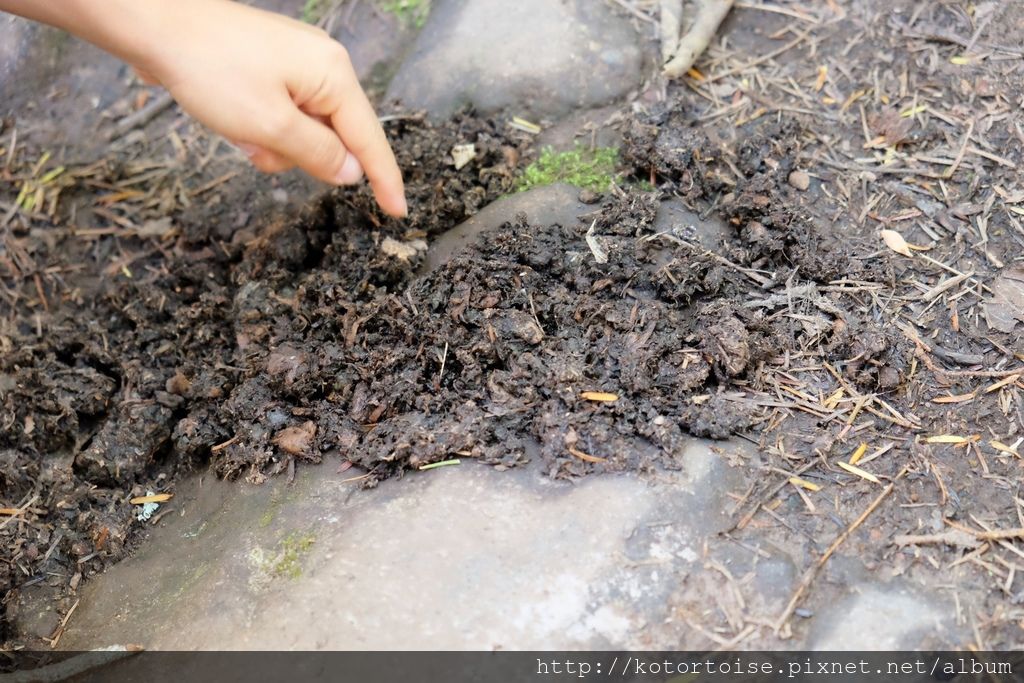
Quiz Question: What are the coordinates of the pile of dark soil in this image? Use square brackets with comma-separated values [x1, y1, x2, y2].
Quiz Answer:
[0, 107, 917, 645]
[8, 0, 1024, 652]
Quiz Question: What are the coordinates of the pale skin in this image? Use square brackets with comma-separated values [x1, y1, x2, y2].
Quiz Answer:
[0, 0, 408, 217]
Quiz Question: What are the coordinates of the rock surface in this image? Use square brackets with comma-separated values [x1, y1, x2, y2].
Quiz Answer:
[423, 184, 592, 272]
[810, 584, 957, 650]
[59, 436, 962, 650]
[386, 0, 645, 119]
[61, 440, 744, 649]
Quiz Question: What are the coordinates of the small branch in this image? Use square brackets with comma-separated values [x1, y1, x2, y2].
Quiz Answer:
[893, 529, 981, 548]
[105, 91, 176, 141]
[774, 469, 904, 633]
[663, 0, 735, 78]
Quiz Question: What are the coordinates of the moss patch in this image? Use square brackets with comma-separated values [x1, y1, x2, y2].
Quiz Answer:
[269, 532, 316, 580]
[249, 534, 312, 584]
[300, 0, 329, 23]
[377, 0, 431, 28]
[517, 145, 619, 194]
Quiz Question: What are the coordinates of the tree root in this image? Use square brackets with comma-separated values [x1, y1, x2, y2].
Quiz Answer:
[662, 0, 735, 79]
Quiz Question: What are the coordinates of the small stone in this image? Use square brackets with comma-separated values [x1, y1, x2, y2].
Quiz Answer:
[578, 189, 600, 204]
[381, 237, 428, 261]
[451, 143, 476, 170]
[795, 607, 814, 618]
[165, 372, 191, 396]
[877, 366, 900, 390]
[788, 170, 810, 191]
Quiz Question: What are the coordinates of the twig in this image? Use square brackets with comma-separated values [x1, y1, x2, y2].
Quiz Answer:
[0, 493, 39, 532]
[659, 0, 683, 63]
[106, 92, 176, 141]
[893, 529, 981, 548]
[703, 27, 812, 83]
[664, 0, 736, 78]
[774, 469, 903, 632]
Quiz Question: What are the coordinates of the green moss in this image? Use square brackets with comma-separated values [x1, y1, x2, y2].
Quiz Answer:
[300, 0, 328, 23]
[259, 493, 284, 528]
[377, 0, 431, 28]
[517, 145, 620, 194]
[271, 532, 316, 579]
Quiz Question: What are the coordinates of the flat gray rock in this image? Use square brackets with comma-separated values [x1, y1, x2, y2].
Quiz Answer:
[60, 439, 751, 650]
[386, 0, 644, 119]
[809, 584, 959, 650]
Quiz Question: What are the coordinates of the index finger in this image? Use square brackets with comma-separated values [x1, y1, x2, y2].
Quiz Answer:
[330, 73, 407, 218]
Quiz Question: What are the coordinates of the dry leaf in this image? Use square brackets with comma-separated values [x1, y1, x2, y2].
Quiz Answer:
[868, 109, 914, 146]
[880, 229, 912, 257]
[838, 461, 880, 483]
[567, 446, 607, 463]
[789, 476, 821, 492]
[932, 393, 975, 404]
[925, 435, 970, 444]
[272, 421, 317, 457]
[983, 267, 1024, 333]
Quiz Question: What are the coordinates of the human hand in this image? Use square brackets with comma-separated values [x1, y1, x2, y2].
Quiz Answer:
[0, 0, 407, 216]
[136, 0, 406, 217]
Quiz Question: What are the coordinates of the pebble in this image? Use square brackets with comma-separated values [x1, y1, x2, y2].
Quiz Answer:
[788, 170, 810, 191]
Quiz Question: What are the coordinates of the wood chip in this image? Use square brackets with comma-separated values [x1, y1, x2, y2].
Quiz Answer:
[932, 392, 976, 404]
[129, 493, 173, 505]
[580, 391, 619, 402]
[925, 435, 971, 444]
[984, 374, 1020, 394]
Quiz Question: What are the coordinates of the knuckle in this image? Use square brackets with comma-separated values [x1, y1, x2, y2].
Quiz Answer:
[258, 109, 294, 140]
[324, 42, 351, 67]
[314, 140, 347, 174]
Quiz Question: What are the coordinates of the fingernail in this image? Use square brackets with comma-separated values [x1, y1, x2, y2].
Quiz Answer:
[236, 143, 259, 158]
[396, 194, 409, 218]
[334, 155, 364, 185]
